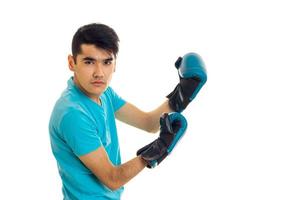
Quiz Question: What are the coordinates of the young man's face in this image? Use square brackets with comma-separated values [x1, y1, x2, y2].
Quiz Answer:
[68, 44, 116, 103]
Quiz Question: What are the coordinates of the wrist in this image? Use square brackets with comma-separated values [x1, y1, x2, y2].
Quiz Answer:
[138, 155, 148, 167]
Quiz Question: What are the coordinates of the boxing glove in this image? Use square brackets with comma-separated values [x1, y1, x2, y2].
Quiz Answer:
[137, 112, 187, 168]
[167, 52, 207, 112]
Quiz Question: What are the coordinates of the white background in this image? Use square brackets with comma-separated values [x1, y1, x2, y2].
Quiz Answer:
[0, 0, 299, 199]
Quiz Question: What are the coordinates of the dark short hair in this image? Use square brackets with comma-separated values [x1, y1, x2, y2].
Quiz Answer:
[72, 23, 119, 62]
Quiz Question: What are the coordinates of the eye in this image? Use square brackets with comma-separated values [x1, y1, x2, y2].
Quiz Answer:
[84, 60, 94, 65]
[103, 60, 112, 65]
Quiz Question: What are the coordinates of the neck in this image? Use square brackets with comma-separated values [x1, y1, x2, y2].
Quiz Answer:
[73, 77, 101, 105]
[97, 97, 102, 105]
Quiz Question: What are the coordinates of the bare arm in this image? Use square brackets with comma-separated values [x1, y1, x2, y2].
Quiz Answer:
[115, 100, 173, 133]
[79, 146, 146, 191]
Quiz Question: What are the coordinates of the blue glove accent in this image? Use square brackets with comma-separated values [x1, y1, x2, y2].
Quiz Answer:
[166, 112, 188, 154]
[176, 52, 207, 101]
[137, 112, 188, 168]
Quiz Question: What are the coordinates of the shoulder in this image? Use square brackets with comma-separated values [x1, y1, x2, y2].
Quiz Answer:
[50, 94, 94, 130]
[103, 86, 126, 112]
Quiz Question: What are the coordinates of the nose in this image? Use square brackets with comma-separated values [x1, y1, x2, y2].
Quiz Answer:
[93, 63, 105, 78]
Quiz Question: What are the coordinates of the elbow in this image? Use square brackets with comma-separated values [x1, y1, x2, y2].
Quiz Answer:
[144, 113, 159, 133]
[101, 177, 123, 191]
[147, 126, 159, 133]
[100, 179, 122, 192]
[145, 123, 159, 133]
[99, 168, 123, 191]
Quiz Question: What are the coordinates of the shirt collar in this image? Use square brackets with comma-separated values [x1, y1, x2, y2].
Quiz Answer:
[67, 77, 103, 108]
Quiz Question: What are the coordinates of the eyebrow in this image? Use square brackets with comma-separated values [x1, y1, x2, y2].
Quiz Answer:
[81, 56, 114, 62]
[82, 57, 97, 62]
[103, 57, 113, 62]
[105, 57, 113, 61]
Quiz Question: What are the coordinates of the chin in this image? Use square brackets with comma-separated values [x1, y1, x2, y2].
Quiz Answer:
[94, 86, 107, 94]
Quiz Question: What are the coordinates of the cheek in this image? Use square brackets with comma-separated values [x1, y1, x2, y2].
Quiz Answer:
[77, 67, 93, 76]
[105, 68, 114, 77]
[76, 69, 93, 83]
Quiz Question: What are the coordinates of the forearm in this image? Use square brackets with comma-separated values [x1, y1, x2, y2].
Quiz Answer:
[79, 147, 147, 191]
[146, 100, 173, 133]
[109, 156, 146, 190]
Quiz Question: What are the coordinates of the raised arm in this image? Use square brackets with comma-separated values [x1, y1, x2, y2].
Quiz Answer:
[115, 100, 172, 133]
[80, 112, 187, 190]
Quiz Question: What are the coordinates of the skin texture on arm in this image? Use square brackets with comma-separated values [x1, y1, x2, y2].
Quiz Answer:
[79, 146, 146, 191]
[79, 100, 172, 191]
[115, 100, 173, 133]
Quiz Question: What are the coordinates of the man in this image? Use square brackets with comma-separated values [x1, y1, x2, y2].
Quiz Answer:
[49, 23, 206, 200]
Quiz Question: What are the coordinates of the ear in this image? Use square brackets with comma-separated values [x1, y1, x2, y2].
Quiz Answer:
[68, 55, 76, 71]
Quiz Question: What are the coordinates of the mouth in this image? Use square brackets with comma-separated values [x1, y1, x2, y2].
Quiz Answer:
[91, 80, 106, 86]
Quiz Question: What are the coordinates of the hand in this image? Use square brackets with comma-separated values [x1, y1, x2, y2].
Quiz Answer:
[137, 112, 187, 168]
[167, 52, 207, 112]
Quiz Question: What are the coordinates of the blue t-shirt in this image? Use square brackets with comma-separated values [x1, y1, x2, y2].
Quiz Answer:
[49, 77, 126, 200]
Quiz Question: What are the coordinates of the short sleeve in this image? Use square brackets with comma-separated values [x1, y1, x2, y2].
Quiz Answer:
[60, 110, 103, 156]
[107, 87, 126, 112]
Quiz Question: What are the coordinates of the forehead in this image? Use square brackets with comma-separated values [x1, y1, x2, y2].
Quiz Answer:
[79, 44, 114, 59]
